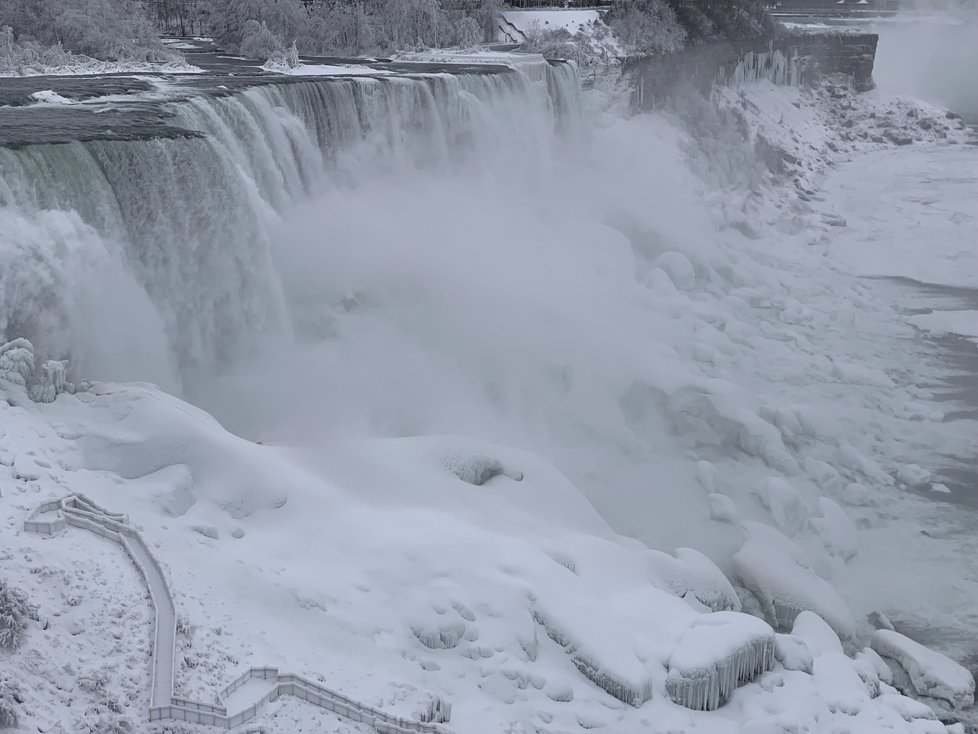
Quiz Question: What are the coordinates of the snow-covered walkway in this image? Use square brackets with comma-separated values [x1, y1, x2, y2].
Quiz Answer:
[23, 495, 452, 732]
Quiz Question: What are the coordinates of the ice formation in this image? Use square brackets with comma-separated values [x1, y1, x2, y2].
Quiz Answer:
[0, 338, 34, 402]
[733, 522, 854, 640]
[871, 630, 976, 709]
[665, 611, 775, 711]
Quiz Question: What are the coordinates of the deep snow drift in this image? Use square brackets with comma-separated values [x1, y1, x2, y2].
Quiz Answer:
[1, 47, 977, 734]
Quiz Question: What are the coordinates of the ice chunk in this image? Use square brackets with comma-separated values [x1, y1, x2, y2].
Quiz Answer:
[28, 359, 67, 404]
[754, 477, 808, 534]
[774, 633, 813, 673]
[733, 523, 854, 640]
[707, 493, 739, 523]
[665, 611, 775, 711]
[791, 611, 842, 658]
[811, 497, 857, 561]
[871, 630, 975, 709]
[841, 481, 875, 507]
[897, 464, 932, 488]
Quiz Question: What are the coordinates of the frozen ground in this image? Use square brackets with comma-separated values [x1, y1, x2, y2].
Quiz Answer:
[2, 49, 978, 734]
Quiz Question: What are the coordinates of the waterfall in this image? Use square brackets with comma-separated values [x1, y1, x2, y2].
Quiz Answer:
[0, 61, 581, 388]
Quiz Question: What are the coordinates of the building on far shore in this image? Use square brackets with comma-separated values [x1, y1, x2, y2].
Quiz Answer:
[767, 0, 901, 12]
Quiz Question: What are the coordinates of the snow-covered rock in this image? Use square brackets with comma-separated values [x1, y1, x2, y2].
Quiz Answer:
[871, 630, 975, 709]
[733, 523, 854, 640]
[665, 611, 775, 711]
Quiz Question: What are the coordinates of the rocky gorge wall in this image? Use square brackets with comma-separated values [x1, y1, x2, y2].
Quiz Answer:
[625, 31, 879, 111]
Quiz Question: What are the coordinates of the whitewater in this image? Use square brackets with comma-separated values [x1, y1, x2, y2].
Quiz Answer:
[1, 30, 977, 734]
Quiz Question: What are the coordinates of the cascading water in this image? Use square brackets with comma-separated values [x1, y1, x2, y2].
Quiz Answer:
[0, 61, 581, 391]
[0, 54, 723, 554]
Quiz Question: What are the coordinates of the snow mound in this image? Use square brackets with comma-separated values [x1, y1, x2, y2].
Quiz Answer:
[774, 633, 813, 673]
[811, 496, 858, 561]
[871, 630, 975, 709]
[665, 611, 775, 711]
[706, 493, 739, 523]
[791, 611, 843, 659]
[653, 547, 741, 613]
[733, 523, 854, 640]
[441, 448, 523, 486]
[531, 599, 658, 706]
[77, 384, 294, 518]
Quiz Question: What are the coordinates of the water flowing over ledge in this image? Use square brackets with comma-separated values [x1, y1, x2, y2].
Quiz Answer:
[0, 60, 581, 386]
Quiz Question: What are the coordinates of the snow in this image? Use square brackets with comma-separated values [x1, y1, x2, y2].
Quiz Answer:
[791, 611, 844, 659]
[0, 60, 203, 77]
[498, 9, 605, 43]
[733, 523, 856, 640]
[872, 630, 976, 709]
[665, 611, 775, 710]
[265, 62, 391, 77]
[909, 311, 978, 341]
[812, 497, 858, 562]
[2, 30, 978, 734]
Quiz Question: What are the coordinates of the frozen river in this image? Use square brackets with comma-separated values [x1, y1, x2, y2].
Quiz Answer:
[822, 143, 978, 707]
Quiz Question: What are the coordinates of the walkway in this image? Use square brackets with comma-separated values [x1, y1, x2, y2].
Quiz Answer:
[24, 495, 452, 733]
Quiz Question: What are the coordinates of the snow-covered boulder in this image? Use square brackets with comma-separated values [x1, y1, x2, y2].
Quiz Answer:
[733, 522, 854, 640]
[653, 548, 741, 613]
[665, 611, 776, 711]
[791, 611, 843, 658]
[871, 630, 975, 709]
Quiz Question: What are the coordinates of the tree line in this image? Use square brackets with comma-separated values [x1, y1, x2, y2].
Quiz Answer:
[1, 0, 773, 65]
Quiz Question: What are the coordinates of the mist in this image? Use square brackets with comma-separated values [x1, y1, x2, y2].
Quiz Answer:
[873, 6, 978, 120]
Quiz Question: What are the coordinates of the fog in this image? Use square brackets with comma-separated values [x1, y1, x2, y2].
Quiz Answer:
[873, 7, 978, 120]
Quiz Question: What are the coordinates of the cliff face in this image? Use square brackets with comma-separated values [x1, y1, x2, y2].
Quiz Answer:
[625, 31, 879, 111]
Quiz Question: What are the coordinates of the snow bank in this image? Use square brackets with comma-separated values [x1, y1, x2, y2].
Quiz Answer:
[871, 630, 975, 709]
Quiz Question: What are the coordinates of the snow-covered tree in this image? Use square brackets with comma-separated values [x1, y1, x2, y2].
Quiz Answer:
[369, 0, 452, 52]
[0, 0, 171, 61]
[0, 578, 37, 651]
[0, 675, 20, 729]
[608, 0, 687, 55]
